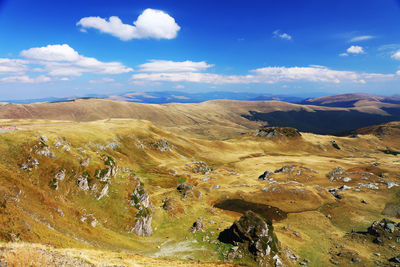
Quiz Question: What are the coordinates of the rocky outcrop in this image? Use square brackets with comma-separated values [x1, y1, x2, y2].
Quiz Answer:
[162, 197, 184, 215]
[155, 138, 172, 151]
[54, 168, 66, 181]
[258, 170, 273, 180]
[189, 218, 204, 233]
[81, 158, 90, 167]
[131, 216, 153, 237]
[177, 183, 201, 199]
[77, 175, 90, 191]
[218, 211, 284, 266]
[20, 157, 39, 171]
[97, 184, 109, 200]
[327, 167, 345, 181]
[330, 140, 341, 150]
[254, 127, 301, 139]
[129, 181, 153, 237]
[186, 161, 212, 174]
[94, 156, 118, 182]
[35, 145, 56, 158]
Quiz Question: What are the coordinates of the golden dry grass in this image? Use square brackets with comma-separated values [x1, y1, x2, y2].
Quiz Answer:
[0, 118, 399, 266]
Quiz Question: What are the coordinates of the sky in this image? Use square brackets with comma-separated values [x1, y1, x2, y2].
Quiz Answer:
[1, 0, 400, 100]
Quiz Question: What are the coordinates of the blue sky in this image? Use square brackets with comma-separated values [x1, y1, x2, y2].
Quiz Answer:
[1, 0, 400, 100]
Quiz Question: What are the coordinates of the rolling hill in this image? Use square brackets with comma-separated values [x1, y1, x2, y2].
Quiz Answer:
[0, 97, 400, 138]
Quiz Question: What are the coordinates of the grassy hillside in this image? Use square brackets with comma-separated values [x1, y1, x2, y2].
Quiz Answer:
[0, 118, 399, 266]
[1, 98, 399, 139]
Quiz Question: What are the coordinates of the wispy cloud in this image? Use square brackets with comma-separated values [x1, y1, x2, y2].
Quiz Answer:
[131, 61, 398, 85]
[0, 75, 51, 83]
[77, 9, 180, 41]
[392, 50, 400, 60]
[349, 35, 375, 42]
[273, 30, 292, 40]
[0, 58, 29, 75]
[137, 60, 213, 72]
[89, 77, 116, 84]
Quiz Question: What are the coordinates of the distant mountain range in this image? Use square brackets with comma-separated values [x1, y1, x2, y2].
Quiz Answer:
[0, 91, 306, 104]
[2, 91, 400, 107]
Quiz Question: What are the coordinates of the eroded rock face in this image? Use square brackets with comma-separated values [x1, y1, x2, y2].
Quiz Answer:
[129, 181, 153, 237]
[131, 216, 153, 237]
[77, 175, 90, 191]
[97, 184, 109, 200]
[218, 211, 283, 267]
[54, 169, 66, 181]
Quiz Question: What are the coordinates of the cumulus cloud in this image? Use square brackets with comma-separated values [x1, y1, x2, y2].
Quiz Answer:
[0, 58, 29, 74]
[347, 45, 365, 54]
[0, 75, 51, 83]
[350, 35, 375, 42]
[20, 44, 80, 61]
[131, 61, 398, 85]
[392, 50, 400, 60]
[20, 44, 133, 76]
[77, 9, 180, 41]
[339, 53, 348, 57]
[273, 30, 292, 40]
[137, 60, 213, 72]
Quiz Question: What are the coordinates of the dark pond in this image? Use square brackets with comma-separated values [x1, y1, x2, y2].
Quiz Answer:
[214, 199, 287, 222]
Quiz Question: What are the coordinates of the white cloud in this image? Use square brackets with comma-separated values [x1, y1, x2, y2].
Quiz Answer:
[131, 61, 398, 85]
[350, 35, 375, 42]
[174, 84, 185, 89]
[20, 44, 80, 61]
[392, 50, 400, 60]
[251, 66, 360, 83]
[0, 58, 28, 74]
[77, 9, 180, 41]
[20, 44, 133, 76]
[347, 45, 365, 54]
[131, 72, 252, 84]
[89, 77, 115, 84]
[273, 30, 292, 40]
[137, 60, 213, 72]
[0, 75, 51, 83]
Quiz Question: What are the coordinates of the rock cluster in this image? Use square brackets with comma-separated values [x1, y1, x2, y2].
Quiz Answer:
[367, 218, 399, 244]
[218, 211, 284, 267]
[186, 161, 212, 174]
[177, 183, 201, 199]
[254, 127, 302, 139]
[155, 138, 172, 151]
